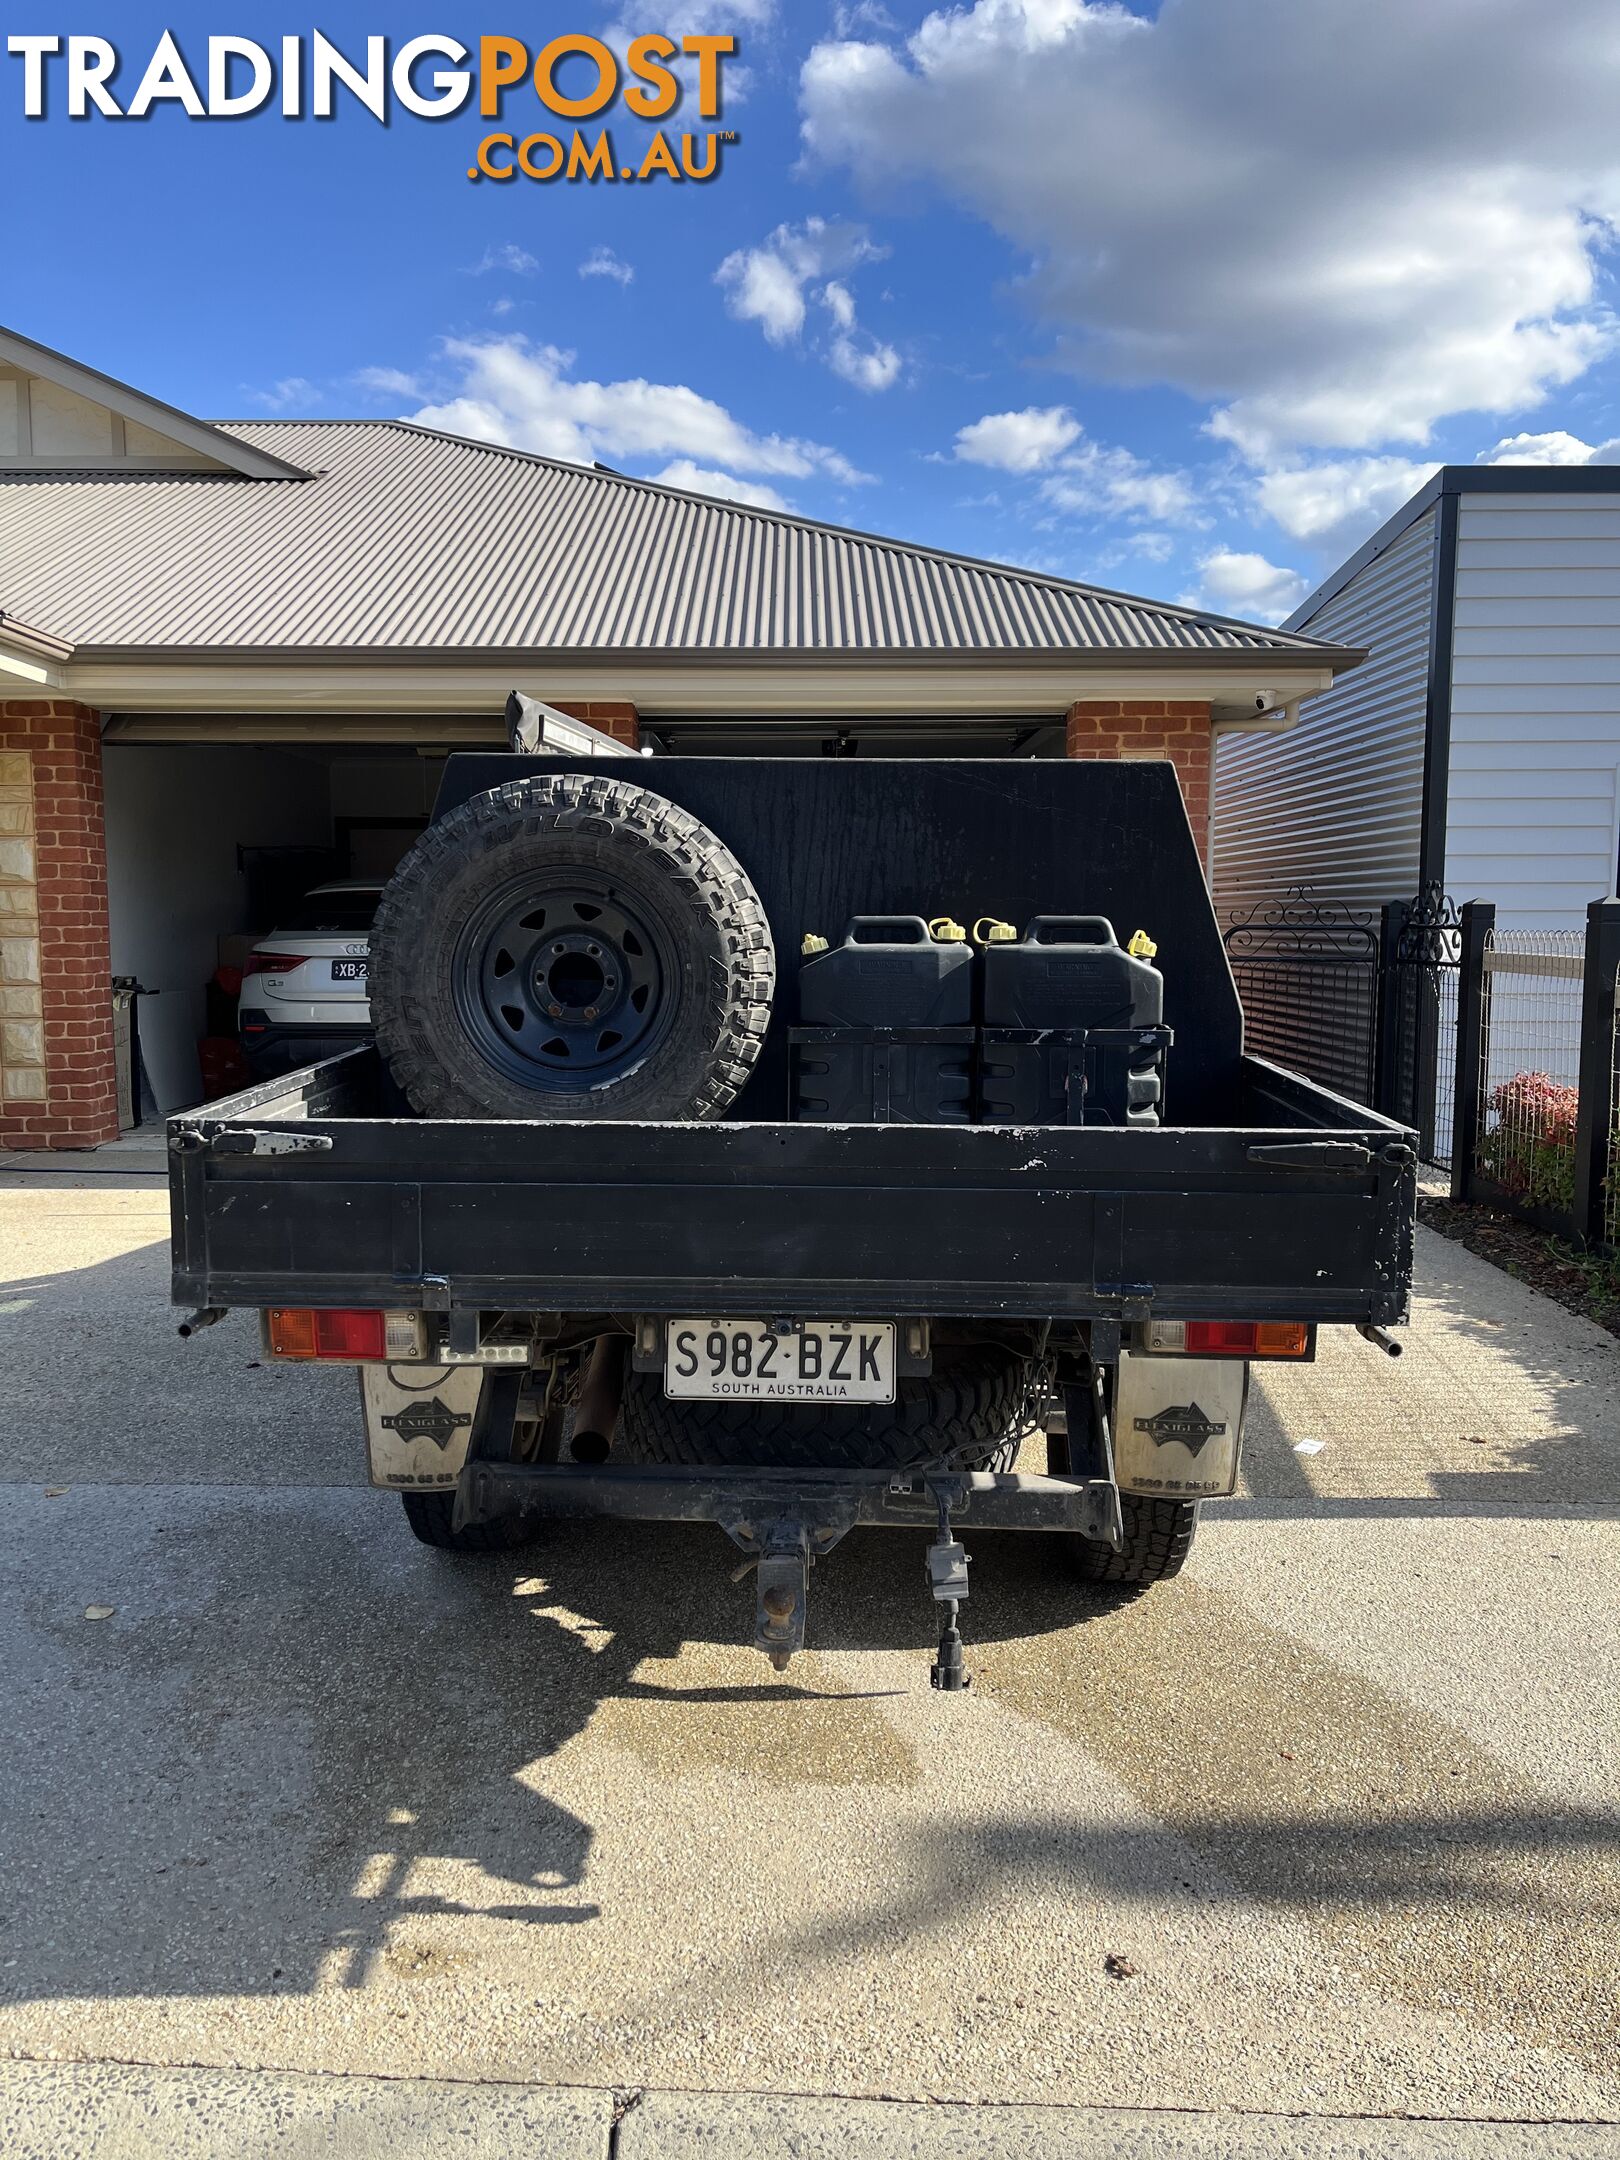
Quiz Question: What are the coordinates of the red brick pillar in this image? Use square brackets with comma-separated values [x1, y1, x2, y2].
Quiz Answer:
[1065, 700, 1212, 863]
[551, 701, 641, 749]
[0, 700, 118, 1149]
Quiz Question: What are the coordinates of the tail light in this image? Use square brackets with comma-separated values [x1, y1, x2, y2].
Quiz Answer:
[244, 952, 311, 978]
[267, 1308, 424, 1360]
[1148, 1320, 1311, 1359]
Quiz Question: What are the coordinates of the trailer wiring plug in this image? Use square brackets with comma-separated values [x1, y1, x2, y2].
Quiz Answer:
[927, 1491, 973, 1691]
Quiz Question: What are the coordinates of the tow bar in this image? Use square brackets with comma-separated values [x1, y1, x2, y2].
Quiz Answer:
[454, 1459, 1121, 1685]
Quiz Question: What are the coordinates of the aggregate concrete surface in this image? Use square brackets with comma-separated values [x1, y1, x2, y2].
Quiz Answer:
[1, 1167, 1617, 2149]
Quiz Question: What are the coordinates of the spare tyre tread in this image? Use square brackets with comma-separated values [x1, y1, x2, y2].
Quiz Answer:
[369, 773, 773, 1122]
[617, 1348, 1031, 1472]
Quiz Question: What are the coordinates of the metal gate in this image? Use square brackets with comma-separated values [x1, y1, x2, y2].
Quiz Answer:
[1220, 889, 1381, 1106]
[1221, 883, 1461, 1163]
[1377, 884, 1461, 1166]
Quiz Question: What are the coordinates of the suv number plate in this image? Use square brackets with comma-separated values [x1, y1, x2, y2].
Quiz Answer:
[331, 959, 368, 981]
[664, 1319, 896, 1404]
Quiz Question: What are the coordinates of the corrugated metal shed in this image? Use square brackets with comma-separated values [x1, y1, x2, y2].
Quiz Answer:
[1212, 504, 1437, 912]
[0, 418, 1353, 663]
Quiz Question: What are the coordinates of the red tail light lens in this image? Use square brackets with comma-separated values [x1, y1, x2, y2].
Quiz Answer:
[268, 1308, 387, 1360]
[1184, 1321, 1310, 1359]
[244, 953, 311, 978]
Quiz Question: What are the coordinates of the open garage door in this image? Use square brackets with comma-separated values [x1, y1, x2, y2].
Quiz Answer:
[102, 740, 444, 1114]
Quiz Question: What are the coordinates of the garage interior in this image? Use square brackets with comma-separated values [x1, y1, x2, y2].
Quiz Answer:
[101, 713, 1067, 1116]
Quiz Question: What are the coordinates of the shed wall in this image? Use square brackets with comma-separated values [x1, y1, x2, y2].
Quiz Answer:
[1447, 491, 1620, 930]
[1211, 506, 1435, 915]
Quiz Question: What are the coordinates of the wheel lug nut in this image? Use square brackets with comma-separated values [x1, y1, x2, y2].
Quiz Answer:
[548, 1002, 562, 1018]
[583, 1006, 598, 1021]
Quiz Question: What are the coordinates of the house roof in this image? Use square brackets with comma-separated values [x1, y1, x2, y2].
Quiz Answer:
[0, 412, 1358, 668]
[0, 326, 311, 483]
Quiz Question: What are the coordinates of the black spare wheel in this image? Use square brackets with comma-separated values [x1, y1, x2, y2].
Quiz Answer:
[616, 1347, 1037, 1473]
[369, 774, 775, 1120]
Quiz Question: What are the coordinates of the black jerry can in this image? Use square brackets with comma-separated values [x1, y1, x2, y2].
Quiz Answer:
[978, 916, 1169, 1127]
[798, 916, 974, 1027]
[792, 916, 975, 1123]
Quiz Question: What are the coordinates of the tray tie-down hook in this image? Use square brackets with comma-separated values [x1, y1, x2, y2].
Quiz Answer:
[926, 1485, 972, 1692]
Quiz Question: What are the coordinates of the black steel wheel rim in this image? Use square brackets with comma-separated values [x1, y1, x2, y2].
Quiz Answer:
[450, 875, 677, 1090]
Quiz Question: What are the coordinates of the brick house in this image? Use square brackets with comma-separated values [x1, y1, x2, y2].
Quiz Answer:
[0, 324, 1358, 1146]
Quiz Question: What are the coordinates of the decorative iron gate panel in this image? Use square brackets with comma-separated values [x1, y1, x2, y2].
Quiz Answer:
[1221, 890, 1381, 1106]
[1379, 883, 1461, 1167]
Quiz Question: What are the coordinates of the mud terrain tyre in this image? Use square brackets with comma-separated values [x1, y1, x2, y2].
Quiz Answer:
[369, 774, 774, 1120]
[617, 1347, 1033, 1472]
[1074, 1492, 1199, 1586]
[399, 1490, 538, 1553]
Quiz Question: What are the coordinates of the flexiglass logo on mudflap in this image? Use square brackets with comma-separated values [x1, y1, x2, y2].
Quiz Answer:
[1133, 1402, 1228, 1457]
[6, 32, 740, 186]
[380, 1397, 473, 1452]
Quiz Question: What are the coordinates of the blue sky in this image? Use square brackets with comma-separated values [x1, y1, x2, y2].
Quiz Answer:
[8, 0, 1620, 622]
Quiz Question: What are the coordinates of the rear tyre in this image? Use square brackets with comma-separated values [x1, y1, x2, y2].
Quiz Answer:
[399, 1490, 539, 1554]
[369, 773, 774, 1121]
[617, 1347, 1034, 1472]
[1074, 1492, 1199, 1586]
[1060, 1367, 1199, 1588]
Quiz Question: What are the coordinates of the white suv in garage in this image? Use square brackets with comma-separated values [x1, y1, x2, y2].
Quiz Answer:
[239, 881, 384, 1076]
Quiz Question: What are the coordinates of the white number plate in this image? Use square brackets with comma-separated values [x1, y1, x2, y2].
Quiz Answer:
[664, 1319, 896, 1403]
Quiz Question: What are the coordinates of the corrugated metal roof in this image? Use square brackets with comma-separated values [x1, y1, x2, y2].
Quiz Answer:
[0, 419, 1351, 662]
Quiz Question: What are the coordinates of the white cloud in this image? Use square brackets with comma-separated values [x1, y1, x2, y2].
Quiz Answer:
[953, 404, 1198, 522]
[1041, 441, 1203, 527]
[1256, 455, 1438, 551]
[407, 337, 868, 484]
[353, 366, 421, 400]
[802, 0, 1620, 456]
[954, 405, 1080, 473]
[649, 460, 790, 511]
[1183, 549, 1311, 627]
[467, 243, 538, 277]
[717, 217, 900, 390]
[245, 377, 318, 413]
[1483, 429, 1620, 464]
[717, 216, 882, 342]
[580, 246, 635, 287]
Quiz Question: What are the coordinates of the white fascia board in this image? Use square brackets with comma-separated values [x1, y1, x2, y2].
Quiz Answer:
[62, 658, 1340, 720]
[0, 645, 62, 687]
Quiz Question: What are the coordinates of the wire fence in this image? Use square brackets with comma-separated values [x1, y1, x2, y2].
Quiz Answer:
[1454, 904, 1620, 1251]
[1473, 930, 1584, 1224]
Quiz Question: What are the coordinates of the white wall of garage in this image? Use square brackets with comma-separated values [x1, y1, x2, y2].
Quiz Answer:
[104, 745, 332, 1112]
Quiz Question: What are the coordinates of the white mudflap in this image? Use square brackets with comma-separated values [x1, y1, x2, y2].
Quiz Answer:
[1111, 1350, 1246, 1499]
[361, 1364, 485, 1491]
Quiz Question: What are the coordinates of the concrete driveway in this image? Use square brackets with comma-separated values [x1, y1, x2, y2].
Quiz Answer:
[1, 1159, 1617, 2146]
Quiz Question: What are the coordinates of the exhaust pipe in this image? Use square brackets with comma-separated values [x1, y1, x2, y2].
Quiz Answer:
[571, 1335, 628, 1460]
[1357, 1321, 1402, 1358]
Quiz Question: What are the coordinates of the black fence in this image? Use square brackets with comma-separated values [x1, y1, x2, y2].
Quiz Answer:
[1451, 898, 1620, 1250]
[1222, 884, 1461, 1164]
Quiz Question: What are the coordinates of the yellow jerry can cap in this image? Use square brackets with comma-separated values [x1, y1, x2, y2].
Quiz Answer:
[973, 916, 1018, 944]
[801, 932, 830, 955]
[929, 916, 968, 943]
[1128, 929, 1158, 959]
